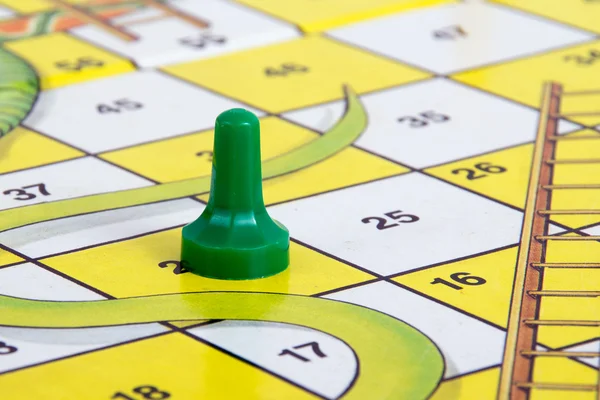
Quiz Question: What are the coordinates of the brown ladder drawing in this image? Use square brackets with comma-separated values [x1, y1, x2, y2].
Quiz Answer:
[498, 82, 600, 400]
[48, 0, 209, 42]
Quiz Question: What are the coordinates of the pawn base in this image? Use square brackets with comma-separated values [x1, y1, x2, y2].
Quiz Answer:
[180, 209, 290, 280]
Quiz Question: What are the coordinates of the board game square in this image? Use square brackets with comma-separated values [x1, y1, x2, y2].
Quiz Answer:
[23, 69, 260, 153]
[163, 35, 430, 113]
[42, 227, 374, 298]
[326, 281, 506, 377]
[188, 321, 357, 399]
[493, 0, 600, 35]
[453, 39, 600, 127]
[284, 78, 580, 169]
[0, 127, 84, 176]
[0, 199, 203, 259]
[100, 116, 408, 206]
[236, 0, 453, 33]
[0, 333, 313, 399]
[429, 367, 501, 400]
[70, 0, 299, 68]
[394, 245, 519, 329]
[268, 172, 524, 276]
[0, 263, 167, 375]
[0, 157, 152, 211]
[4, 32, 135, 90]
[329, 2, 592, 75]
[0, 248, 20, 268]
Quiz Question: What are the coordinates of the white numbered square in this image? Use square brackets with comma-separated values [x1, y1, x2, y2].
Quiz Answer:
[284, 78, 579, 168]
[0, 263, 166, 374]
[189, 321, 357, 399]
[328, 2, 592, 74]
[24, 69, 261, 153]
[0, 157, 151, 211]
[268, 173, 524, 276]
[0, 199, 203, 259]
[69, 0, 299, 67]
[326, 281, 505, 377]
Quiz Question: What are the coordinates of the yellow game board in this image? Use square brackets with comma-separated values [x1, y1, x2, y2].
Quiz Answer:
[0, 1, 598, 399]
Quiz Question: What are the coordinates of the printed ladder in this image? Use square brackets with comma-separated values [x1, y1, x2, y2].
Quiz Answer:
[498, 82, 600, 400]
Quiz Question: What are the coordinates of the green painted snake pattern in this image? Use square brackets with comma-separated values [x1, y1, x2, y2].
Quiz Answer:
[0, 47, 38, 137]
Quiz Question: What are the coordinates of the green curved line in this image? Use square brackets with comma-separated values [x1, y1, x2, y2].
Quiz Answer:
[0, 47, 38, 136]
[0, 85, 366, 233]
[0, 291, 443, 399]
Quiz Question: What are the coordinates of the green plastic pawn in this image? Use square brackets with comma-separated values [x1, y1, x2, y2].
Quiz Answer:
[180, 108, 289, 280]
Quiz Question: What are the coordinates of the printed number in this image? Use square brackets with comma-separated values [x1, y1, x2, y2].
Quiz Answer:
[361, 210, 419, 230]
[430, 272, 486, 290]
[279, 341, 327, 362]
[54, 56, 104, 71]
[158, 260, 189, 275]
[97, 98, 143, 114]
[179, 32, 227, 48]
[3, 183, 50, 201]
[112, 385, 170, 400]
[451, 162, 506, 180]
[564, 49, 600, 65]
[0, 341, 17, 355]
[264, 63, 309, 77]
[433, 25, 467, 40]
[196, 150, 213, 161]
[398, 111, 450, 128]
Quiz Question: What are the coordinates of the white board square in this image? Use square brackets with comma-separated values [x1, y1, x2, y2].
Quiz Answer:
[24, 69, 261, 153]
[268, 172, 524, 276]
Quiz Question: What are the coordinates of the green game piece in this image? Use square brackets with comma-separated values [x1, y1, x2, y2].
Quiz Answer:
[180, 108, 289, 280]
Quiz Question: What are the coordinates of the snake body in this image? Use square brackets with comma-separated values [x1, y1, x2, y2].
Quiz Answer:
[0, 47, 38, 137]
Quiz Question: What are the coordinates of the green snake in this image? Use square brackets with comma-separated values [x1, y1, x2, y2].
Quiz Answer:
[0, 47, 38, 137]
[0, 46, 444, 398]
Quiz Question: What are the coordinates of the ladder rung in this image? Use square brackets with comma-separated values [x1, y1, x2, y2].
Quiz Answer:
[521, 350, 600, 358]
[119, 14, 169, 26]
[524, 319, 600, 327]
[48, 0, 137, 42]
[532, 262, 600, 269]
[515, 382, 598, 391]
[554, 111, 600, 117]
[548, 135, 600, 141]
[547, 158, 600, 164]
[535, 236, 600, 241]
[562, 89, 600, 96]
[528, 290, 600, 297]
[138, 0, 209, 29]
[538, 209, 600, 215]
[543, 184, 600, 189]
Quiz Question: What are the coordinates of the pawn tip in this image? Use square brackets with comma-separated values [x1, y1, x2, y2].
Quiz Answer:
[216, 108, 259, 127]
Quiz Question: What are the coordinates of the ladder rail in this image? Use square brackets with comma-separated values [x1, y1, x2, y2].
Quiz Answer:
[499, 81, 600, 399]
[47, 0, 210, 42]
[498, 81, 561, 400]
